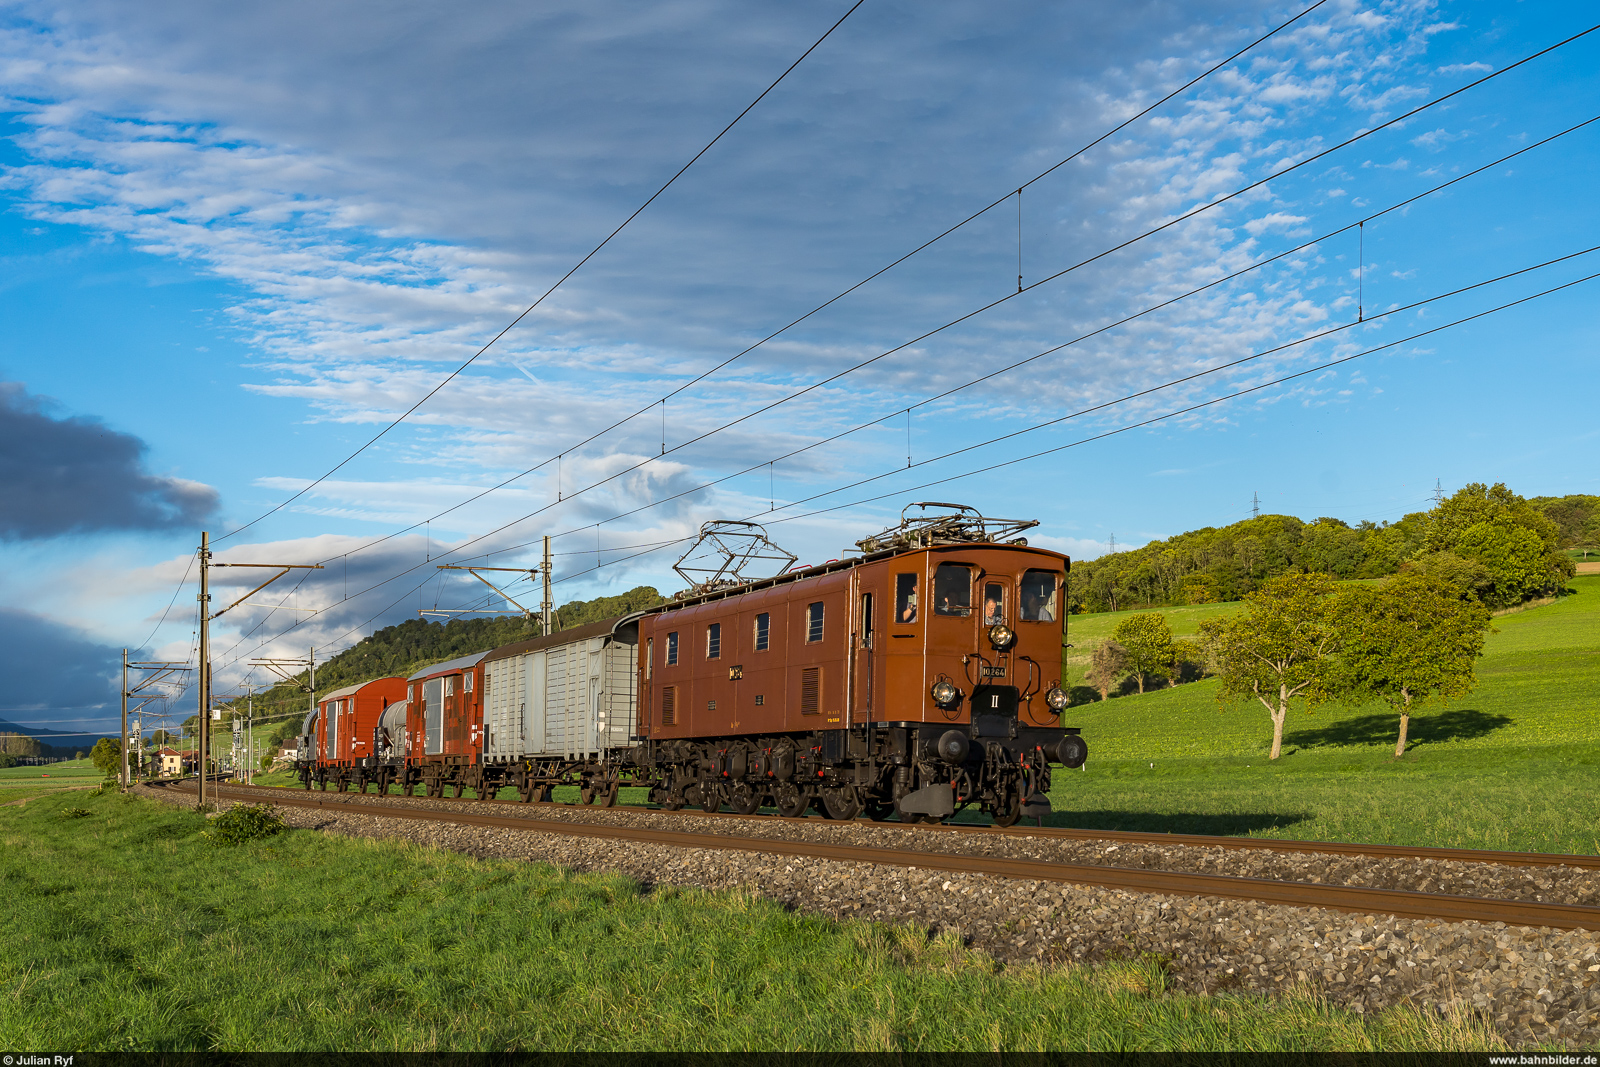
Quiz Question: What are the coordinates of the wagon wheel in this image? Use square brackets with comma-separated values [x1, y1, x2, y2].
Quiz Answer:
[451, 780, 465, 799]
[864, 799, 895, 822]
[535, 784, 554, 803]
[302, 774, 313, 791]
[773, 782, 807, 819]
[516, 780, 534, 804]
[597, 781, 620, 809]
[358, 776, 370, 794]
[820, 785, 861, 821]
[580, 781, 597, 805]
[336, 776, 349, 793]
[728, 781, 761, 816]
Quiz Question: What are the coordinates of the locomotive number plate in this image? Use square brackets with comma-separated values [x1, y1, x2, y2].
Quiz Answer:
[982, 665, 1006, 678]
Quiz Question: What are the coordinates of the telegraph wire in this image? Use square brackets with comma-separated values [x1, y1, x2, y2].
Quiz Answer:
[216, 0, 868, 544]
[264, 0, 1339, 568]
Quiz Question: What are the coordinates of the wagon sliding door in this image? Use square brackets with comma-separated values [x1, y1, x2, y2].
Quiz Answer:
[423, 677, 444, 755]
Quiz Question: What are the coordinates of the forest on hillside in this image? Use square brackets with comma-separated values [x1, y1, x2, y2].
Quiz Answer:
[1065, 486, 1591, 615]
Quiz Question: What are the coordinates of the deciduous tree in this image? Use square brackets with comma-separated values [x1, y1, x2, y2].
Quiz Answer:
[1113, 613, 1175, 694]
[90, 736, 121, 777]
[1086, 640, 1128, 702]
[1333, 573, 1491, 757]
[1200, 573, 1339, 760]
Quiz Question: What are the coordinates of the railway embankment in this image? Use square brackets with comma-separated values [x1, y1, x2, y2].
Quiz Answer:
[140, 782, 1600, 1048]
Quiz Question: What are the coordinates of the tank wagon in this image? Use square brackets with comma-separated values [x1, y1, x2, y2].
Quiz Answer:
[293, 505, 1087, 825]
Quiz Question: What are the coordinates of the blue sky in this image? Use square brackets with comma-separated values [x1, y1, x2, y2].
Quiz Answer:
[1, 0, 1596, 737]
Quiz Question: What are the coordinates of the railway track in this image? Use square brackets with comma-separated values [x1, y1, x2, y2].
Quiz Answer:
[215, 778, 1600, 871]
[159, 780, 1600, 932]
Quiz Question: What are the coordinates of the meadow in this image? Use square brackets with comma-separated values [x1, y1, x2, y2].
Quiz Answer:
[1045, 576, 1600, 854]
[0, 757, 105, 806]
[0, 785, 1507, 1054]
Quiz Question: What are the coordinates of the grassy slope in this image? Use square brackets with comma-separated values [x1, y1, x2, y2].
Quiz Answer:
[1046, 578, 1600, 853]
[0, 788, 1505, 1053]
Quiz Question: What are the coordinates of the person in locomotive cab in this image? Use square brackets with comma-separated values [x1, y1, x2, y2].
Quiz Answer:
[897, 573, 918, 622]
[983, 589, 1002, 626]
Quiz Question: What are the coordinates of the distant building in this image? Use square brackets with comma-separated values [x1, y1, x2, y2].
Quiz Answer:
[280, 737, 299, 759]
[156, 748, 197, 776]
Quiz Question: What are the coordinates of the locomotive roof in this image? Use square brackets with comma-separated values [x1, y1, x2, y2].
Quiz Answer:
[650, 539, 1068, 615]
[480, 614, 635, 665]
[406, 649, 491, 681]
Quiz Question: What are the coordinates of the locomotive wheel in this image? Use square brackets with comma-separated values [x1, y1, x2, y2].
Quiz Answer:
[991, 791, 1023, 828]
[820, 785, 861, 821]
[773, 783, 807, 818]
[659, 791, 685, 811]
[864, 799, 894, 822]
[698, 785, 721, 814]
[728, 782, 760, 816]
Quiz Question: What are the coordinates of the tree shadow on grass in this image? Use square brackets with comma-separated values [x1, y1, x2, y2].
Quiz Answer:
[1283, 707, 1514, 751]
[1047, 809, 1311, 836]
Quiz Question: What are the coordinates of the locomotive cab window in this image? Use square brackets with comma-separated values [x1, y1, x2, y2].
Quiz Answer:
[806, 602, 824, 643]
[754, 612, 770, 651]
[983, 582, 1005, 626]
[895, 573, 918, 624]
[666, 631, 679, 666]
[933, 563, 973, 616]
[1020, 570, 1059, 622]
[706, 622, 721, 659]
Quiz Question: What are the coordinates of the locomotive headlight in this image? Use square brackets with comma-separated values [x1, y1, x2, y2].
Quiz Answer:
[930, 679, 960, 707]
[988, 624, 1016, 650]
[1046, 686, 1070, 711]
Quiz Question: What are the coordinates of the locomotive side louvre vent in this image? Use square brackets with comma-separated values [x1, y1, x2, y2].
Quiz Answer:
[801, 667, 821, 715]
[661, 685, 677, 726]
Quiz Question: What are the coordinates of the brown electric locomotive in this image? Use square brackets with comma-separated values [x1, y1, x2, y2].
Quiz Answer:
[628, 504, 1086, 825]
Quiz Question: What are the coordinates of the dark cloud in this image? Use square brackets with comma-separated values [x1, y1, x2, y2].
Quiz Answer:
[0, 382, 218, 540]
[0, 607, 121, 728]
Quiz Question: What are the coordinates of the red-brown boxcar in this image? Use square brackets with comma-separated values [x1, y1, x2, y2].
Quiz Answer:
[305, 675, 406, 792]
[404, 650, 490, 798]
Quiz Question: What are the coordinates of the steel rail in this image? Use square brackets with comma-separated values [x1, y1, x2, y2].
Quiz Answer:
[224, 780, 1600, 871]
[161, 781, 1600, 931]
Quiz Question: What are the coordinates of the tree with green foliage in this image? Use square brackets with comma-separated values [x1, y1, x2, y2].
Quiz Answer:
[1332, 574, 1492, 758]
[1085, 640, 1128, 702]
[1421, 483, 1573, 608]
[89, 737, 121, 777]
[1112, 613, 1175, 694]
[0, 753, 18, 769]
[1200, 573, 1339, 760]
[149, 729, 173, 747]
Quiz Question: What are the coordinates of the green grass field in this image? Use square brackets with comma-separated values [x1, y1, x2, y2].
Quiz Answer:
[0, 786, 1508, 1053]
[1045, 577, 1600, 853]
[0, 758, 105, 805]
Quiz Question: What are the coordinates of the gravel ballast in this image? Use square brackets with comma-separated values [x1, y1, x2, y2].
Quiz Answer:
[141, 784, 1600, 1048]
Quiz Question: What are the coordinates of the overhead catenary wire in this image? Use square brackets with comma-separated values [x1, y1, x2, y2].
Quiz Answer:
[206, 111, 1598, 672]
[216, 0, 868, 545]
[451, 115, 1600, 564]
[268, 0, 1341, 571]
[309, 22, 1600, 572]
[210, 247, 1597, 677]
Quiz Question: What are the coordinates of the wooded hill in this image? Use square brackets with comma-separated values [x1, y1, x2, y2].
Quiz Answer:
[1065, 484, 1587, 614]
[228, 585, 664, 733]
